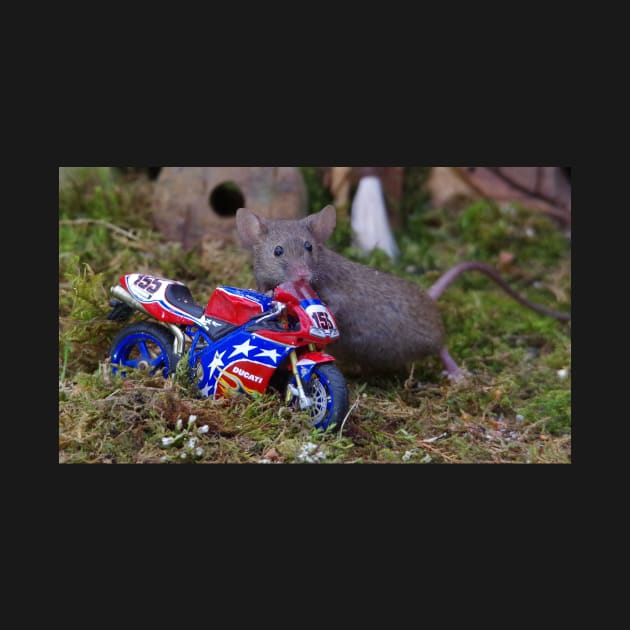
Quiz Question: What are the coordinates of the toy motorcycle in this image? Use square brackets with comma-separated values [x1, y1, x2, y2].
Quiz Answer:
[106, 273, 349, 431]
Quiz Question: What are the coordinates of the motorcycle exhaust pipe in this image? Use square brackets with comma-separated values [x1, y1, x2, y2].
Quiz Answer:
[110, 285, 186, 356]
[110, 285, 152, 317]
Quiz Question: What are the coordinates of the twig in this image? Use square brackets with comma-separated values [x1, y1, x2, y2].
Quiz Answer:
[415, 437, 460, 463]
[453, 167, 571, 224]
[514, 416, 550, 440]
[485, 166, 568, 211]
[339, 395, 360, 436]
[60, 218, 140, 241]
[111, 233, 152, 251]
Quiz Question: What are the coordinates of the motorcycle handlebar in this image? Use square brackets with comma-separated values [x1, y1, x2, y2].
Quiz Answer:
[252, 300, 286, 324]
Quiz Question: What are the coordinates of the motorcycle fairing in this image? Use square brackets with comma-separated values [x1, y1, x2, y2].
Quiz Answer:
[295, 352, 337, 382]
[121, 273, 207, 327]
[193, 329, 294, 399]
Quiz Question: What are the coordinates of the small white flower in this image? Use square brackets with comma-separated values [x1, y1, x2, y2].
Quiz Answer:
[175, 418, 183, 431]
[161, 437, 175, 446]
[402, 450, 414, 462]
[297, 442, 324, 462]
[187, 437, 197, 450]
[516, 414, 525, 421]
[194, 447, 204, 458]
[557, 368, 568, 379]
[197, 424, 209, 435]
[525, 227, 536, 238]
[187, 415, 197, 428]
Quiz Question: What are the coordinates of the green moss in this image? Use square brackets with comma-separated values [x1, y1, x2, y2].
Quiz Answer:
[327, 211, 353, 251]
[456, 200, 570, 268]
[518, 389, 571, 435]
[401, 167, 433, 216]
[300, 167, 333, 215]
[59, 167, 152, 225]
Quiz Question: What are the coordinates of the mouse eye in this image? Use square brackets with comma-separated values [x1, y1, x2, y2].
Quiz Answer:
[304, 241, 313, 252]
[274, 246, 284, 257]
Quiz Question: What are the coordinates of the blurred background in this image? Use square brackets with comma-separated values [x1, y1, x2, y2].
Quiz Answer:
[58, 166, 571, 252]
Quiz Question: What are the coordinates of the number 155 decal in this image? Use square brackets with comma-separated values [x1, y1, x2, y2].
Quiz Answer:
[133, 274, 163, 294]
[306, 304, 339, 335]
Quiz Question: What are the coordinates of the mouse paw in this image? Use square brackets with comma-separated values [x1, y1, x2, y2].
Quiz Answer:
[439, 348, 469, 383]
[442, 366, 471, 383]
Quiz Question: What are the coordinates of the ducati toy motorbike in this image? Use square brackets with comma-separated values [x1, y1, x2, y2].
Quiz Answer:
[106, 273, 349, 431]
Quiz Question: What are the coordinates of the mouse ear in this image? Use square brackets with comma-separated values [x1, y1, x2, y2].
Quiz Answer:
[306, 204, 337, 242]
[236, 207, 267, 248]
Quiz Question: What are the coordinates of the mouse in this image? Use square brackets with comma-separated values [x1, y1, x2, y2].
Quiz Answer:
[235, 204, 570, 380]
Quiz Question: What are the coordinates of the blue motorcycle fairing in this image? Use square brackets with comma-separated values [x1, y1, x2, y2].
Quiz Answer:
[191, 328, 294, 399]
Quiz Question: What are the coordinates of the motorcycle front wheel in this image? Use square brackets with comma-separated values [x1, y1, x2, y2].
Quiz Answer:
[288, 363, 349, 431]
[109, 321, 177, 379]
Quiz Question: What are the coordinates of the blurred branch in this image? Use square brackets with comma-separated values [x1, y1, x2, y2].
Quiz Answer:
[60, 218, 140, 241]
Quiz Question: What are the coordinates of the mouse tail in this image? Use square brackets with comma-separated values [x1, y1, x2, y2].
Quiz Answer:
[427, 261, 570, 321]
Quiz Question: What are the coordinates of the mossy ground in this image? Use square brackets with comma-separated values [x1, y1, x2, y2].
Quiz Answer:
[58, 167, 571, 464]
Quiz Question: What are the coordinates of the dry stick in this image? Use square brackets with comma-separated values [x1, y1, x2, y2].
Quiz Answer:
[452, 167, 571, 224]
[111, 234, 152, 251]
[404, 362, 416, 390]
[339, 395, 361, 436]
[518, 417, 552, 439]
[415, 438, 460, 463]
[485, 166, 569, 213]
[60, 218, 140, 240]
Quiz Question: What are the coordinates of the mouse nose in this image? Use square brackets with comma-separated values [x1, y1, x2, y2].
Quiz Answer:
[289, 263, 312, 283]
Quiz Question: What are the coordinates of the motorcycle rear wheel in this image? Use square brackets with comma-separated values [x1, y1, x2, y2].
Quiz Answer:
[288, 363, 349, 431]
[110, 321, 177, 379]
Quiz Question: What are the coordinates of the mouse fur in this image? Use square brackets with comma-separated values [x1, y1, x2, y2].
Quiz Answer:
[236, 205, 569, 380]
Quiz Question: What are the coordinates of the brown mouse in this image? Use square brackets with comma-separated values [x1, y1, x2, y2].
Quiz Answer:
[235, 205, 570, 380]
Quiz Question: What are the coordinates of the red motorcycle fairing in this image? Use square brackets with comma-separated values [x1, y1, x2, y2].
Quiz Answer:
[214, 357, 278, 399]
[205, 286, 273, 325]
[213, 352, 337, 401]
[121, 273, 203, 327]
[120, 275, 275, 332]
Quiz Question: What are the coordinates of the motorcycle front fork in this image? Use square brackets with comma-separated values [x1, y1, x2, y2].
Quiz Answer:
[285, 345, 316, 410]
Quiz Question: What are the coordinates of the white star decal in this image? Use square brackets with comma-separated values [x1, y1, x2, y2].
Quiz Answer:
[207, 350, 226, 381]
[255, 347, 280, 364]
[229, 338, 257, 359]
[200, 382, 213, 397]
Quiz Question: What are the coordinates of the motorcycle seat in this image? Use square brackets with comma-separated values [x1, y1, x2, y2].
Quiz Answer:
[165, 283, 205, 319]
